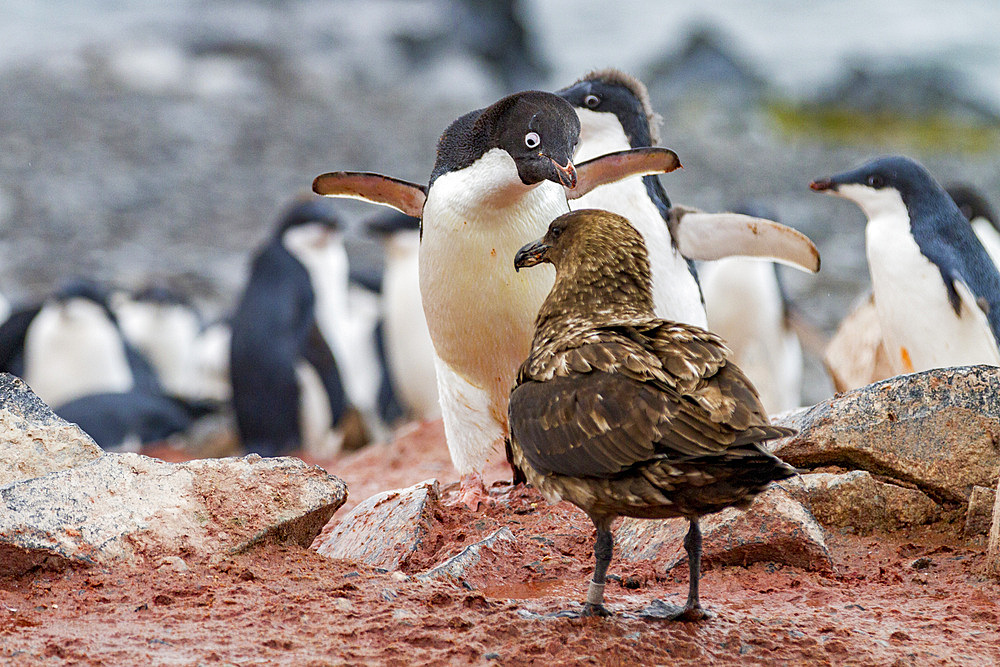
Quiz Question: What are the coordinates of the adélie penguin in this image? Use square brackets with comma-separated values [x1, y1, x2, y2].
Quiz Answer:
[313, 90, 683, 509]
[365, 210, 441, 422]
[811, 156, 1000, 374]
[947, 183, 1000, 270]
[700, 204, 805, 414]
[555, 68, 820, 328]
[508, 208, 797, 619]
[21, 279, 160, 408]
[229, 198, 360, 458]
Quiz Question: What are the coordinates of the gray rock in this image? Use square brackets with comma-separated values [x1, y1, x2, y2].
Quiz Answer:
[418, 528, 516, 589]
[773, 366, 1000, 503]
[313, 479, 440, 571]
[965, 485, 996, 537]
[0, 453, 346, 575]
[615, 484, 832, 573]
[988, 477, 1000, 578]
[0, 373, 103, 486]
[796, 471, 940, 533]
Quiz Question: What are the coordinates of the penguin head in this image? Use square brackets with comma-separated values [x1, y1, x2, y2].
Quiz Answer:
[557, 69, 662, 154]
[276, 195, 345, 254]
[476, 90, 581, 188]
[946, 183, 998, 231]
[810, 155, 943, 220]
[50, 278, 118, 325]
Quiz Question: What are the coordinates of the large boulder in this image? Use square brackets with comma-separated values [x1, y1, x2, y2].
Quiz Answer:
[0, 373, 103, 486]
[773, 366, 1000, 503]
[615, 484, 832, 573]
[0, 453, 347, 575]
[313, 479, 440, 571]
[795, 471, 940, 533]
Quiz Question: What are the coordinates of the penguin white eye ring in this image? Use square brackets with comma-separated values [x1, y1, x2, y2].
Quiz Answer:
[583, 93, 600, 109]
[524, 131, 541, 149]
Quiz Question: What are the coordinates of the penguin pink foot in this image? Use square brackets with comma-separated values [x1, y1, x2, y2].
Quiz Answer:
[451, 472, 492, 511]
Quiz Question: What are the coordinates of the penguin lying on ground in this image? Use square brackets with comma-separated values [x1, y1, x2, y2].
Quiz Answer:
[812, 156, 1000, 374]
[229, 198, 363, 458]
[314, 90, 684, 508]
[508, 208, 797, 619]
[556, 68, 820, 327]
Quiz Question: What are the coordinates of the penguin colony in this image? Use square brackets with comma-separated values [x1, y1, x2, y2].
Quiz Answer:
[2, 65, 999, 620]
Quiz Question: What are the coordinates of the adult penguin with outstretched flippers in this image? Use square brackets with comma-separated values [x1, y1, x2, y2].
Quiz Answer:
[229, 198, 357, 458]
[556, 68, 819, 328]
[314, 89, 684, 508]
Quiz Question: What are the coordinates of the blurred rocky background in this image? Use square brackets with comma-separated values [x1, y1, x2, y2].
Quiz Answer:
[2, 0, 1000, 405]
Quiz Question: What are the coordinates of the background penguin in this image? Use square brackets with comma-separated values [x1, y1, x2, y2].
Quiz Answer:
[555, 69, 820, 326]
[229, 197, 360, 458]
[700, 205, 804, 414]
[365, 209, 441, 422]
[20, 279, 160, 408]
[113, 283, 204, 401]
[53, 390, 216, 453]
[313, 90, 683, 509]
[811, 155, 1000, 374]
[947, 183, 1000, 269]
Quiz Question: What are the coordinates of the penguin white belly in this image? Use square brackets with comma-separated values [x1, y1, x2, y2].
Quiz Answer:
[384, 231, 440, 420]
[867, 212, 1000, 373]
[701, 257, 801, 412]
[0, 292, 9, 325]
[420, 149, 561, 473]
[571, 176, 706, 327]
[296, 360, 343, 459]
[284, 226, 378, 415]
[24, 299, 134, 407]
[570, 108, 706, 327]
[972, 218, 1000, 271]
[116, 301, 201, 398]
[193, 321, 232, 402]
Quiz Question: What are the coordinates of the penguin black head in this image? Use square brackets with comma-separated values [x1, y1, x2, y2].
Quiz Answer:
[809, 155, 952, 219]
[363, 210, 421, 238]
[809, 155, 943, 202]
[431, 90, 581, 189]
[946, 183, 998, 231]
[277, 195, 343, 236]
[556, 68, 662, 148]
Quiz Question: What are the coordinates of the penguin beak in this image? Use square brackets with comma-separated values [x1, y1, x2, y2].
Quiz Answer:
[549, 157, 578, 189]
[514, 238, 551, 272]
[809, 178, 836, 193]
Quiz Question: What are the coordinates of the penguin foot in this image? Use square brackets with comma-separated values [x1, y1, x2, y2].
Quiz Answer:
[639, 598, 711, 622]
[448, 473, 492, 511]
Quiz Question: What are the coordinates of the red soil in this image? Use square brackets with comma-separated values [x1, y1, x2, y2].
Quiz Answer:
[2, 420, 998, 666]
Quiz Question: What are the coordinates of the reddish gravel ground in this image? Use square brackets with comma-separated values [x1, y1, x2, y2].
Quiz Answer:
[2, 420, 999, 666]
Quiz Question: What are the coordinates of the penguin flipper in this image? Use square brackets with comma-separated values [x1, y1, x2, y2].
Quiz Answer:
[312, 172, 427, 218]
[569, 147, 682, 200]
[670, 207, 821, 274]
[301, 322, 349, 425]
